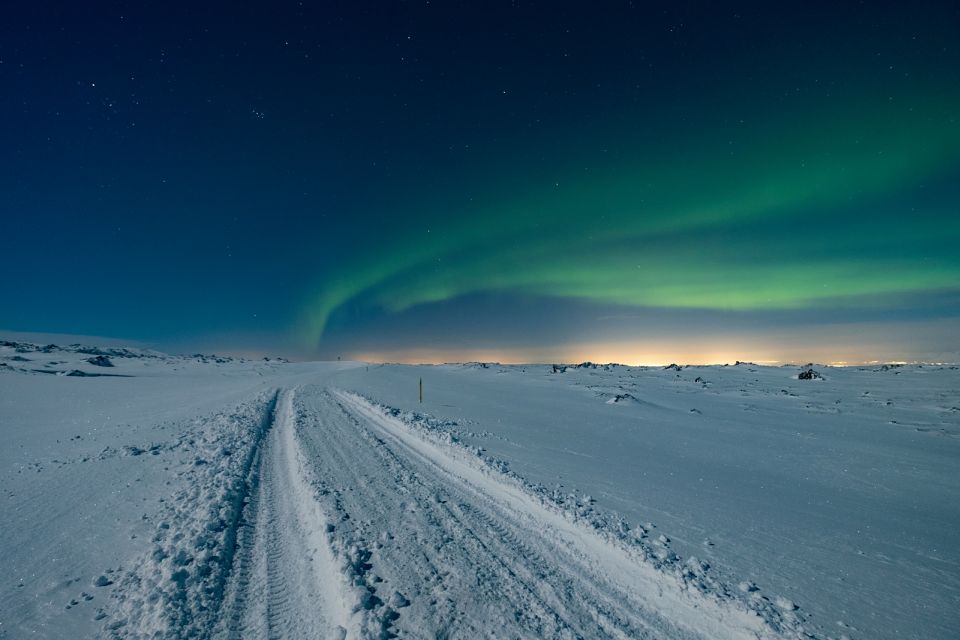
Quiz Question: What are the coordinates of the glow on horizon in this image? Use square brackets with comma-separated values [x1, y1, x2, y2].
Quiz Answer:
[344, 319, 960, 366]
[347, 345, 918, 368]
[346, 349, 951, 367]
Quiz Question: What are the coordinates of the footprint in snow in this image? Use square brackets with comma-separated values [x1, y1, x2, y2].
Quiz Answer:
[390, 591, 411, 608]
[738, 581, 759, 593]
[93, 575, 113, 587]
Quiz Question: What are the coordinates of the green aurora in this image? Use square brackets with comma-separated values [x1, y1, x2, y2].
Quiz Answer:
[302, 91, 960, 346]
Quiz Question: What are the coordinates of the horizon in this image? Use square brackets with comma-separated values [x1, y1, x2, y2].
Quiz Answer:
[3, 328, 955, 368]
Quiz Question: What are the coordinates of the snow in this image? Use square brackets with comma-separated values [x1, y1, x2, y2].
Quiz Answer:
[1, 340, 958, 639]
[214, 390, 350, 638]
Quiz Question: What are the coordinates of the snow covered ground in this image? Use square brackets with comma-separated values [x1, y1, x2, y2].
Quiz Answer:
[1, 340, 958, 639]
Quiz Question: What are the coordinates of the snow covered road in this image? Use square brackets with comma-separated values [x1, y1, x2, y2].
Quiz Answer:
[215, 390, 349, 639]
[207, 385, 794, 639]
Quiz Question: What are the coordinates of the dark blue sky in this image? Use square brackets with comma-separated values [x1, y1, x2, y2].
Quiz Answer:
[2, 2, 958, 363]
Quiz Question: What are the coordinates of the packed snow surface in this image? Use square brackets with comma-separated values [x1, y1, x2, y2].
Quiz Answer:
[1, 341, 958, 639]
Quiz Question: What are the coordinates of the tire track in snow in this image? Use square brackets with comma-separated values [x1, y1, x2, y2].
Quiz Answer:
[330, 388, 794, 640]
[103, 392, 281, 639]
[297, 390, 596, 638]
[279, 386, 801, 639]
[215, 389, 350, 640]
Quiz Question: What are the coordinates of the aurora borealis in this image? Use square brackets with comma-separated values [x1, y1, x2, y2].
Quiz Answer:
[2, 2, 959, 363]
[304, 100, 959, 338]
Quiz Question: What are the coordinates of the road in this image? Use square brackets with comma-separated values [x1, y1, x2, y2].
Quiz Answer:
[214, 385, 786, 639]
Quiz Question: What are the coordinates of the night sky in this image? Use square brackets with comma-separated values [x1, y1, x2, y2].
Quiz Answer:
[3, 2, 958, 363]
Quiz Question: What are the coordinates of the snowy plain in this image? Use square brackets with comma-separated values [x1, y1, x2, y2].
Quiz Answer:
[1, 339, 958, 639]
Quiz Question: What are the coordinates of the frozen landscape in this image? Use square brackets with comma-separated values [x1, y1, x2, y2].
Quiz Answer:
[5, 1, 958, 638]
[1, 339, 958, 639]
